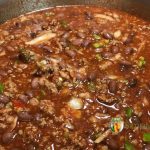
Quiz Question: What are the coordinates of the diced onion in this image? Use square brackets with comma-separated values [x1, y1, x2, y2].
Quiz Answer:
[114, 30, 122, 39]
[26, 31, 56, 45]
[68, 97, 83, 110]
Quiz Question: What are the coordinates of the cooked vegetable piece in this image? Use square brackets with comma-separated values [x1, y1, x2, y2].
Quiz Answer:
[143, 133, 150, 142]
[0, 83, 4, 94]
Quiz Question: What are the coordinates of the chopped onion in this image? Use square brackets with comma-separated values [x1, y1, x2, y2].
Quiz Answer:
[26, 31, 56, 45]
[94, 14, 114, 21]
[114, 30, 122, 39]
[94, 129, 111, 143]
[68, 97, 83, 110]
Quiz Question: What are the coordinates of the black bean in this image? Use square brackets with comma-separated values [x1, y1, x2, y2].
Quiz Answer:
[33, 68, 44, 77]
[129, 115, 140, 125]
[106, 138, 119, 150]
[84, 11, 93, 20]
[111, 46, 119, 54]
[143, 144, 150, 150]
[125, 47, 134, 55]
[103, 32, 113, 40]
[128, 78, 137, 88]
[34, 113, 42, 122]
[0, 94, 10, 104]
[2, 131, 16, 144]
[18, 94, 28, 103]
[31, 78, 39, 89]
[30, 32, 36, 38]
[108, 80, 117, 94]
[65, 50, 76, 58]
[14, 22, 21, 28]
[101, 52, 113, 59]
[18, 111, 33, 122]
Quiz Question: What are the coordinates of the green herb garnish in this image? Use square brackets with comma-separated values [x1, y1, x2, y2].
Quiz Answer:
[95, 54, 103, 61]
[0, 83, 4, 94]
[143, 133, 150, 142]
[19, 48, 33, 63]
[125, 141, 134, 150]
[93, 34, 101, 40]
[125, 107, 133, 118]
[87, 82, 96, 92]
[60, 20, 68, 28]
[137, 56, 146, 68]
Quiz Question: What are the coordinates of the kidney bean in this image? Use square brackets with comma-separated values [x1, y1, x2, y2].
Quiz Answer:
[84, 11, 93, 20]
[65, 49, 76, 58]
[71, 38, 83, 46]
[108, 80, 117, 94]
[124, 33, 135, 45]
[18, 94, 28, 103]
[2, 131, 16, 144]
[106, 138, 119, 149]
[142, 144, 150, 150]
[82, 39, 91, 47]
[101, 52, 113, 59]
[0, 94, 10, 104]
[34, 113, 42, 122]
[31, 78, 39, 89]
[77, 32, 86, 38]
[25, 90, 33, 98]
[41, 45, 53, 53]
[111, 45, 119, 54]
[103, 32, 113, 40]
[125, 47, 134, 55]
[18, 111, 33, 122]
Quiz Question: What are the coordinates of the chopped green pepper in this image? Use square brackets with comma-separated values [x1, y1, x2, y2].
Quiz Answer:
[125, 107, 133, 118]
[143, 133, 150, 142]
[137, 56, 146, 68]
[93, 42, 103, 48]
[95, 54, 103, 61]
[0, 83, 4, 94]
[125, 141, 134, 150]
[93, 34, 101, 40]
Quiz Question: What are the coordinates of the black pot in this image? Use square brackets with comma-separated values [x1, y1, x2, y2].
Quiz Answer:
[0, 0, 150, 24]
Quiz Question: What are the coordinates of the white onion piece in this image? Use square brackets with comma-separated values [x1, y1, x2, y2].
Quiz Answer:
[94, 14, 114, 21]
[26, 31, 56, 45]
[68, 97, 83, 110]
[114, 30, 122, 39]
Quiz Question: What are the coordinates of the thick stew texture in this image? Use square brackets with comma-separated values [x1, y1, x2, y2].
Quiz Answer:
[0, 6, 150, 150]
